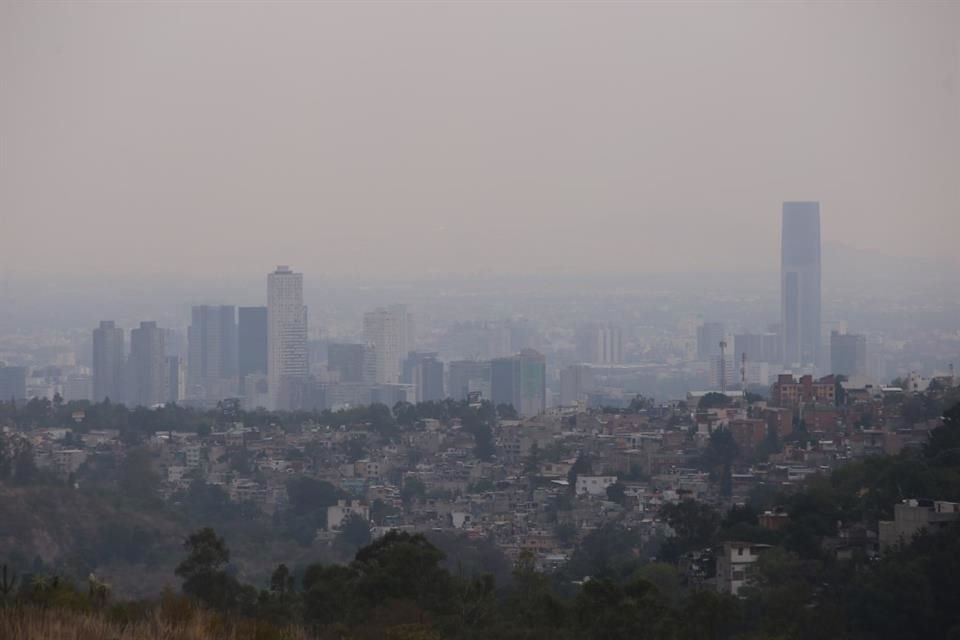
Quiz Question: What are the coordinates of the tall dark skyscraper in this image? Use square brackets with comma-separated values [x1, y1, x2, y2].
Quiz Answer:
[734, 333, 782, 365]
[188, 305, 237, 399]
[238, 306, 268, 378]
[491, 349, 546, 417]
[328, 342, 376, 384]
[129, 321, 166, 407]
[830, 332, 867, 378]
[696, 322, 726, 361]
[781, 201, 821, 367]
[0, 366, 27, 402]
[448, 360, 492, 400]
[93, 320, 125, 403]
[402, 351, 445, 402]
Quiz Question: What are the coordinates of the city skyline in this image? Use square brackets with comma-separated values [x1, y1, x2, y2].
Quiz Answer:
[1, 3, 959, 631]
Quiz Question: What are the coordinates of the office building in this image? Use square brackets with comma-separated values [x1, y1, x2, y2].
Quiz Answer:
[402, 351, 444, 403]
[576, 323, 623, 364]
[371, 383, 416, 406]
[328, 343, 376, 384]
[709, 354, 739, 390]
[129, 321, 166, 407]
[238, 306, 268, 378]
[63, 373, 93, 402]
[163, 328, 187, 359]
[448, 360, 492, 400]
[92, 320, 125, 403]
[560, 363, 595, 406]
[770, 374, 836, 408]
[188, 305, 237, 400]
[363, 304, 414, 384]
[241, 373, 270, 411]
[267, 266, 308, 410]
[781, 201, 822, 367]
[830, 332, 867, 378]
[0, 366, 27, 402]
[696, 322, 726, 361]
[166, 356, 185, 404]
[734, 333, 782, 366]
[491, 349, 546, 417]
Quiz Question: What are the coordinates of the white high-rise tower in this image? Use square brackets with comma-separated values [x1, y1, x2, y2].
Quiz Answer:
[267, 266, 308, 410]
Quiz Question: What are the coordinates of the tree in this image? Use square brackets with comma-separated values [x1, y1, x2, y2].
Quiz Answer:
[926, 402, 960, 461]
[351, 531, 452, 617]
[301, 563, 360, 626]
[701, 428, 739, 473]
[902, 393, 943, 425]
[401, 476, 427, 506]
[658, 500, 720, 563]
[0, 432, 38, 485]
[178, 481, 243, 526]
[523, 442, 541, 475]
[371, 498, 400, 526]
[346, 438, 368, 463]
[555, 522, 577, 546]
[699, 392, 731, 410]
[118, 447, 160, 503]
[284, 476, 342, 546]
[738, 546, 824, 638]
[462, 411, 496, 461]
[575, 577, 675, 640]
[605, 481, 627, 506]
[0, 564, 18, 603]
[627, 394, 654, 413]
[567, 453, 593, 495]
[719, 461, 733, 497]
[336, 514, 372, 552]
[394, 402, 419, 428]
[269, 564, 294, 596]
[502, 549, 567, 634]
[565, 524, 645, 580]
[175, 528, 248, 612]
[679, 590, 741, 640]
[754, 421, 782, 461]
[286, 476, 340, 516]
[496, 404, 518, 420]
[176, 528, 229, 579]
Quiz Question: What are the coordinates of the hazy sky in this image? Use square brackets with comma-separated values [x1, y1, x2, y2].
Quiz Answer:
[2, 1, 958, 279]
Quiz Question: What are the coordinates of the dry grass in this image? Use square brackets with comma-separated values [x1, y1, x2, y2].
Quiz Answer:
[0, 605, 310, 640]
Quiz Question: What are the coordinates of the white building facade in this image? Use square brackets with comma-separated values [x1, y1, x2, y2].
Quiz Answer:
[267, 266, 308, 410]
[363, 305, 414, 384]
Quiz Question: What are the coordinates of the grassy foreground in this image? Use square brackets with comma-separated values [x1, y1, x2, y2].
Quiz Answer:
[0, 604, 310, 640]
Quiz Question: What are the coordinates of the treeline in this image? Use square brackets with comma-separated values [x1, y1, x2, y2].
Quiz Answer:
[3, 516, 959, 640]
[0, 396, 503, 454]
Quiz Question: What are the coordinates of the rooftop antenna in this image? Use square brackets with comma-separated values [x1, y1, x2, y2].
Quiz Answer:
[719, 340, 727, 394]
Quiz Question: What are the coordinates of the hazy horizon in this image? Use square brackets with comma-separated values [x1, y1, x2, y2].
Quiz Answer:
[2, 1, 958, 279]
